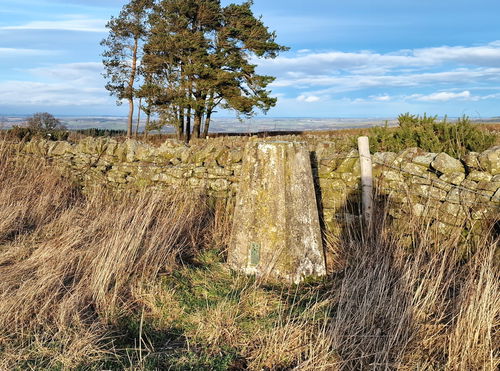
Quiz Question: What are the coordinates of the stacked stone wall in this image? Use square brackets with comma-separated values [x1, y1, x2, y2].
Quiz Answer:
[21, 136, 499, 236]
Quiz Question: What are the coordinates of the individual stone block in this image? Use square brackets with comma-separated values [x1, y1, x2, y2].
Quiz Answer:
[49, 141, 73, 156]
[336, 150, 359, 173]
[440, 202, 467, 219]
[401, 162, 428, 176]
[373, 152, 397, 166]
[412, 152, 437, 167]
[410, 172, 439, 185]
[463, 152, 480, 170]
[431, 153, 465, 174]
[320, 179, 348, 210]
[381, 170, 405, 182]
[210, 178, 230, 192]
[207, 166, 233, 178]
[228, 140, 326, 283]
[415, 185, 447, 201]
[477, 181, 500, 193]
[467, 171, 492, 182]
[478, 146, 500, 175]
[439, 172, 465, 185]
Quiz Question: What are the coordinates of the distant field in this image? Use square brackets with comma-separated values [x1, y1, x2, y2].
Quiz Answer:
[2, 115, 499, 134]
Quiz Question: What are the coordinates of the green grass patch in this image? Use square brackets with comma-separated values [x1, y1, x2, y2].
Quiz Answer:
[96, 248, 332, 370]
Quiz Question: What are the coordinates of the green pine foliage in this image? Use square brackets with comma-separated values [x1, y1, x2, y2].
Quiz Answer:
[101, 0, 288, 140]
[369, 113, 496, 157]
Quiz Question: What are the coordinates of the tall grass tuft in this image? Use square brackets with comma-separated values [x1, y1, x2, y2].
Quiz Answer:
[326, 202, 499, 370]
[0, 139, 212, 368]
[0, 138, 498, 369]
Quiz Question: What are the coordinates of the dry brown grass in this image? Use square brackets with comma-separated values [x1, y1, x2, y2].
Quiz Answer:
[0, 137, 498, 370]
[324, 204, 499, 370]
[0, 140, 212, 369]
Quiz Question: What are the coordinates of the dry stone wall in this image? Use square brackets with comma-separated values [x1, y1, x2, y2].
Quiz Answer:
[318, 146, 499, 237]
[22, 137, 499, 236]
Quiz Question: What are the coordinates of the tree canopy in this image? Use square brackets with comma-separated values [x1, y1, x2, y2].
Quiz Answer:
[26, 112, 66, 131]
[102, 0, 287, 140]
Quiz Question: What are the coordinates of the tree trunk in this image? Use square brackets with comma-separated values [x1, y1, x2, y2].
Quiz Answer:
[185, 107, 191, 143]
[135, 97, 142, 137]
[203, 109, 212, 138]
[144, 112, 151, 140]
[193, 110, 202, 140]
[178, 108, 185, 141]
[127, 36, 139, 138]
[127, 98, 134, 137]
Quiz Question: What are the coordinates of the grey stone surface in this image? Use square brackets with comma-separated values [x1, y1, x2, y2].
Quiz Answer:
[20, 137, 500, 247]
[431, 153, 465, 174]
[228, 140, 326, 283]
[478, 146, 500, 175]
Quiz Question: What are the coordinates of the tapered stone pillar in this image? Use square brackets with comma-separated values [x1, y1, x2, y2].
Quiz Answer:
[228, 140, 326, 283]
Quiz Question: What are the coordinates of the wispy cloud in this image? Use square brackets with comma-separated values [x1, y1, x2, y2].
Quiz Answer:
[0, 62, 109, 107]
[0, 80, 108, 106]
[350, 90, 495, 104]
[371, 95, 392, 102]
[0, 16, 106, 32]
[272, 68, 500, 92]
[257, 41, 500, 102]
[259, 41, 500, 74]
[411, 90, 473, 102]
[0, 47, 56, 56]
[28, 62, 103, 83]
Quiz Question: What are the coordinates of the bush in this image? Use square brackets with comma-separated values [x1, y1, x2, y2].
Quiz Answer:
[8, 113, 69, 141]
[76, 128, 127, 137]
[8, 126, 69, 141]
[369, 113, 496, 157]
[26, 112, 66, 131]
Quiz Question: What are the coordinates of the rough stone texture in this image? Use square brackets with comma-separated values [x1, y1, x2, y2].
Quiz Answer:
[20, 136, 500, 258]
[228, 140, 326, 283]
[467, 171, 492, 182]
[431, 153, 465, 174]
[478, 146, 500, 175]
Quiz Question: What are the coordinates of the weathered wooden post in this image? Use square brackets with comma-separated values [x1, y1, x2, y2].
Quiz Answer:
[228, 140, 326, 283]
[358, 136, 373, 232]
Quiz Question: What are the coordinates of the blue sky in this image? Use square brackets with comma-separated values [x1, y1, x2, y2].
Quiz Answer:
[1, 0, 499, 118]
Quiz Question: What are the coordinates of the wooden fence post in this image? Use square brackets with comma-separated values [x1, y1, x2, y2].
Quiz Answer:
[358, 136, 373, 232]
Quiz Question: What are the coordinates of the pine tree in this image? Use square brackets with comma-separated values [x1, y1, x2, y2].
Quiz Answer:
[143, 0, 287, 140]
[101, 0, 153, 137]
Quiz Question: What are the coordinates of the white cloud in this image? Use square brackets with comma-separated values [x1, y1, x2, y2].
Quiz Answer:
[28, 62, 103, 83]
[0, 16, 106, 32]
[414, 44, 500, 67]
[0, 80, 109, 106]
[0, 62, 110, 108]
[371, 95, 392, 102]
[0, 47, 55, 56]
[412, 90, 473, 102]
[256, 41, 500, 99]
[258, 41, 500, 75]
[297, 95, 321, 103]
[270, 67, 500, 95]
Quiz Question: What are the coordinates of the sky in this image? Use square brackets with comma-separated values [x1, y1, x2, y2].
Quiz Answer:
[0, 0, 499, 118]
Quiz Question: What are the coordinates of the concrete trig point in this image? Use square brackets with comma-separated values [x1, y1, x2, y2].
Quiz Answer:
[228, 140, 326, 283]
